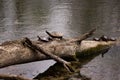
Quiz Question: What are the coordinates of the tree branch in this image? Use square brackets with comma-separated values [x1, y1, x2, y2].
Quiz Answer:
[23, 37, 74, 73]
[71, 28, 96, 43]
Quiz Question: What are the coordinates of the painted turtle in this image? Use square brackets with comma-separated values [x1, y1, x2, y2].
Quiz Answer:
[93, 37, 100, 41]
[46, 31, 63, 39]
[37, 36, 49, 42]
[108, 37, 116, 41]
[100, 35, 108, 41]
[93, 35, 116, 41]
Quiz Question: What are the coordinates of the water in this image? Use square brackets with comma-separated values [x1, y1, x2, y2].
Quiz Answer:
[0, 0, 120, 79]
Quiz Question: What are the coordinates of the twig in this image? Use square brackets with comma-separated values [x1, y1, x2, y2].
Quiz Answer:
[71, 28, 96, 43]
[79, 28, 96, 41]
[23, 37, 74, 73]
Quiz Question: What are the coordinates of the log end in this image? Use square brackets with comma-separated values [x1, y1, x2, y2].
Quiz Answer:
[76, 44, 110, 60]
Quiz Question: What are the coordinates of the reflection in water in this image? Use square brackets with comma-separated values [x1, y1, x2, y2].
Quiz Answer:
[81, 46, 120, 80]
[47, 2, 72, 37]
[0, 60, 56, 78]
[1, 0, 17, 41]
[0, 0, 120, 79]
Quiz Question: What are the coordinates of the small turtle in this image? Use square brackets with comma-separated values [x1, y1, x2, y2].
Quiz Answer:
[108, 37, 116, 41]
[93, 37, 100, 41]
[93, 35, 116, 42]
[37, 36, 49, 42]
[100, 35, 108, 41]
[46, 31, 63, 39]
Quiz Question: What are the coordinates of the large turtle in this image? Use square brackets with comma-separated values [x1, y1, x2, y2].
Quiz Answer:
[46, 30, 63, 39]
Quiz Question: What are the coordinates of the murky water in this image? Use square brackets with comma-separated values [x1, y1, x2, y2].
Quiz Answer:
[0, 0, 120, 79]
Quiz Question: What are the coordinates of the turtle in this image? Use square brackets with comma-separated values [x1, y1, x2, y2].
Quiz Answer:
[93, 37, 100, 41]
[108, 37, 116, 41]
[100, 35, 117, 41]
[99, 35, 108, 41]
[93, 35, 108, 41]
[37, 36, 49, 42]
[46, 30, 63, 39]
[93, 35, 116, 42]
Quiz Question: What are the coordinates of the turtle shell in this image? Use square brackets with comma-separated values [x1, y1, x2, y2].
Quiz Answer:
[37, 36, 49, 42]
[100, 35, 108, 41]
[93, 37, 100, 41]
[41, 37, 49, 42]
[50, 31, 63, 37]
[108, 37, 116, 41]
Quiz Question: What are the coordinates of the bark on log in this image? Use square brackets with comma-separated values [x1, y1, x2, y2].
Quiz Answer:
[0, 29, 117, 68]
[23, 37, 74, 72]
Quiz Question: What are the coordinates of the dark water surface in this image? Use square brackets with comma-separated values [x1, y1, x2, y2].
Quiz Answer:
[0, 0, 120, 79]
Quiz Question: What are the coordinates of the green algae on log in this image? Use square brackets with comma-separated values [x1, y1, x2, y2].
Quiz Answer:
[75, 40, 112, 59]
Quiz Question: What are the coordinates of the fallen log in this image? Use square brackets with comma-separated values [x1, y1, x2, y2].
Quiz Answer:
[0, 29, 117, 68]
